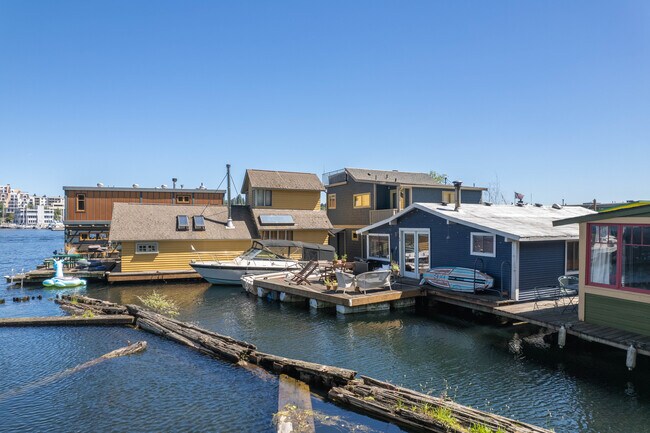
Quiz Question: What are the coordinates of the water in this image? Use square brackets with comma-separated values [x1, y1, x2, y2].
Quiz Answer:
[2, 229, 650, 432]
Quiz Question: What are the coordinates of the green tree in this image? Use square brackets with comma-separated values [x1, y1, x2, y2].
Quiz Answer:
[53, 208, 62, 221]
[428, 170, 448, 184]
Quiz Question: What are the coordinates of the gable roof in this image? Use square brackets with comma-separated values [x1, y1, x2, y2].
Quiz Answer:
[242, 169, 325, 192]
[554, 202, 650, 226]
[251, 208, 333, 231]
[343, 168, 486, 190]
[109, 203, 256, 241]
[358, 203, 595, 242]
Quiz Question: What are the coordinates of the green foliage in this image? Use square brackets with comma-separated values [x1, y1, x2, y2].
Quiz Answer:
[137, 291, 180, 317]
[340, 254, 347, 262]
[429, 170, 448, 184]
[469, 424, 507, 433]
[53, 208, 62, 221]
[81, 309, 95, 318]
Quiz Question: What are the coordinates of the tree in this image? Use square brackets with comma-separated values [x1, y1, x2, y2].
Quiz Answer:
[428, 170, 448, 184]
[53, 208, 62, 222]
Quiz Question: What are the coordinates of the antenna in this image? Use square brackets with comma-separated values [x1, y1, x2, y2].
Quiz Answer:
[225, 164, 234, 229]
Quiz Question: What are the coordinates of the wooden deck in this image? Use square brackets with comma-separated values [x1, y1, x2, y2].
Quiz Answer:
[4, 269, 107, 285]
[106, 270, 203, 283]
[252, 277, 425, 308]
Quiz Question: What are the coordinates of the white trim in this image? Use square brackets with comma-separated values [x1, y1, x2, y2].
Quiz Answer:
[565, 240, 580, 275]
[398, 228, 430, 279]
[135, 241, 159, 254]
[470, 232, 496, 257]
[511, 240, 520, 300]
[366, 233, 390, 261]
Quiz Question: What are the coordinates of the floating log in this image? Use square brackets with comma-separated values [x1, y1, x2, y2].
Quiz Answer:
[276, 374, 315, 433]
[0, 341, 146, 403]
[56, 295, 128, 315]
[0, 315, 134, 327]
[328, 376, 552, 433]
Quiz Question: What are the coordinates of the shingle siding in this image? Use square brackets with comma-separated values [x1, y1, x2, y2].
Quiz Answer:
[326, 181, 373, 227]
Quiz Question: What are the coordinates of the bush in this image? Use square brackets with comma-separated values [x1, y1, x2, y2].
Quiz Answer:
[137, 291, 179, 318]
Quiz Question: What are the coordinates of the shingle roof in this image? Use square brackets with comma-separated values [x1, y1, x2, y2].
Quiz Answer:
[109, 203, 256, 241]
[251, 208, 333, 231]
[344, 168, 486, 190]
[242, 169, 325, 192]
[359, 203, 595, 241]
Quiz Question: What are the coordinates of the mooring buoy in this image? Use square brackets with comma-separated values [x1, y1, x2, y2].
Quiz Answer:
[558, 325, 567, 349]
[626, 345, 637, 371]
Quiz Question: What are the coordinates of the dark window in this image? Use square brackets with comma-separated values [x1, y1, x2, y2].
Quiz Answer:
[176, 195, 190, 204]
[177, 215, 189, 231]
[76, 194, 86, 212]
[566, 241, 579, 273]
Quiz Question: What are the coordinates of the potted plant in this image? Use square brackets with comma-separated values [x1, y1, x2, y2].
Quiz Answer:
[323, 277, 333, 291]
[390, 261, 400, 277]
[333, 253, 341, 266]
[341, 254, 348, 263]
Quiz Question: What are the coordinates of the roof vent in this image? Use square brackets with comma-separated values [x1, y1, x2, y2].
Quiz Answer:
[132, 184, 139, 188]
[534, 203, 543, 207]
[552, 203, 562, 210]
[198, 182, 207, 190]
[441, 202, 448, 206]
[161, 184, 168, 189]
[516, 202, 525, 207]
[484, 202, 493, 206]
[97, 182, 104, 187]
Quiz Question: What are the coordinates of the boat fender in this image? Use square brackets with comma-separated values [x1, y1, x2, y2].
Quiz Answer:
[558, 325, 567, 349]
[627, 345, 637, 371]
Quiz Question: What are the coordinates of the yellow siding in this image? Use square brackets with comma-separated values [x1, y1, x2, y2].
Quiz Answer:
[293, 230, 329, 245]
[270, 190, 321, 210]
[121, 240, 252, 272]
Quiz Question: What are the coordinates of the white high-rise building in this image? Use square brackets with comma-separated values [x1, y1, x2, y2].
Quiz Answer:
[13, 205, 55, 227]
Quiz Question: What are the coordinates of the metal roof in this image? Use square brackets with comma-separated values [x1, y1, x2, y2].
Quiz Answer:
[554, 203, 650, 226]
[358, 203, 595, 241]
[242, 169, 325, 192]
[109, 203, 256, 241]
[343, 168, 486, 190]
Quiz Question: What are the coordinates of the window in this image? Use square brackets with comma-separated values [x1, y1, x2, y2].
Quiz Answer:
[176, 215, 189, 231]
[367, 234, 390, 260]
[442, 191, 455, 204]
[136, 242, 158, 254]
[589, 223, 650, 292]
[254, 189, 272, 207]
[261, 230, 293, 240]
[566, 241, 579, 274]
[76, 194, 86, 212]
[327, 194, 336, 209]
[471, 232, 496, 257]
[351, 231, 359, 241]
[193, 215, 206, 231]
[79, 233, 89, 241]
[353, 193, 371, 209]
[176, 195, 190, 204]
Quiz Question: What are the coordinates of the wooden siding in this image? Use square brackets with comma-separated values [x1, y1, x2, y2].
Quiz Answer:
[65, 190, 223, 222]
[518, 241, 566, 291]
[326, 181, 374, 227]
[368, 208, 513, 293]
[585, 293, 650, 336]
[120, 240, 251, 272]
[269, 190, 320, 210]
[293, 230, 329, 245]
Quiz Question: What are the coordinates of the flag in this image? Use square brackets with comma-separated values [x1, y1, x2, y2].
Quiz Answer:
[515, 192, 524, 201]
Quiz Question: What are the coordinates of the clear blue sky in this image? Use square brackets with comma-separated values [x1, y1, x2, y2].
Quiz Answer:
[1, 1, 648, 204]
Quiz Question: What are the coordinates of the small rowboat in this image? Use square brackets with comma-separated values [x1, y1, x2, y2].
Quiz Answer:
[420, 267, 494, 293]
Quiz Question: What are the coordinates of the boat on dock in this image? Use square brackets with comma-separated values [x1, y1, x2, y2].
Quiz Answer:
[420, 266, 494, 293]
[190, 240, 335, 285]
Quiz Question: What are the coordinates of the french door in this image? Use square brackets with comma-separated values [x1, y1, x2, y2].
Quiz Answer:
[400, 229, 430, 279]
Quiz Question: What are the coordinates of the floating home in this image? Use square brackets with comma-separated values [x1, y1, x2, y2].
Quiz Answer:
[323, 168, 486, 259]
[109, 203, 256, 277]
[554, 202, 650, 336]
[357, 195, 594, 300]
[63, 184, 224, 253]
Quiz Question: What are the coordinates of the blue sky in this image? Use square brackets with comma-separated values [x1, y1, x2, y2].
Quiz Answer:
[1, 1, 648, 204]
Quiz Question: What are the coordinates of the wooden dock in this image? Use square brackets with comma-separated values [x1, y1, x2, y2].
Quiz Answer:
[106, 270, 203, 283]
[250, 277, 425, 314]
[0, 315, 134, 327]
[4, 269, 107, 285]
[425, 287, 650, 358]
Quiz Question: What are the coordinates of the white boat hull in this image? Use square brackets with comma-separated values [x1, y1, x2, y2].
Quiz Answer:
[190, 261, 300, 285]
[420, 267, 494, 293]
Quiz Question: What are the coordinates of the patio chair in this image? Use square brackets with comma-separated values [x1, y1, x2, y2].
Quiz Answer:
[355, 270, 392, 294]
[287, 260, 319, 285]
[334, 270, 355, 293]
[558, 275, 579, 312]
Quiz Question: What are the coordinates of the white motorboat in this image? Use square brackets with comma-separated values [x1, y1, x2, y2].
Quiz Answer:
[190, 240, 335, 285]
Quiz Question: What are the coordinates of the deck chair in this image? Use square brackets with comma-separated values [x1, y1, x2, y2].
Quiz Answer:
[355, 270, 392, 294]
[558, 275, 579, 312]
[287, 260, 319, 285]
[334, 270, 355, 293]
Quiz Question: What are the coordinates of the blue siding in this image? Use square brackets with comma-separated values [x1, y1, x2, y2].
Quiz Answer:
[367, 208, 511, 293]
[518, 241, 566, 291]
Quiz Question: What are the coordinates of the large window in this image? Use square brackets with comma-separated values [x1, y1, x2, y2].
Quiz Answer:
[588, 223, 650, 292]
[566, 241, 579, 274]
[254, 189, 272, 207]
[367, 234, 390, 261]
[353, 193, 371, 209]
[136, 242, 158, 254]
[471, 232, 496, 257]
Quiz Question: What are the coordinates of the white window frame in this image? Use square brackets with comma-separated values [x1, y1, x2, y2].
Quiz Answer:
[135, 242, 159, 254]
[565, 240, 579, 275]
[470, 232, 496, 257]
[366, 233, 390, 261]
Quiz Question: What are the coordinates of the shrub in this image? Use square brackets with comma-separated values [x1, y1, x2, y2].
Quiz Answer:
[137, 291, 179, 318]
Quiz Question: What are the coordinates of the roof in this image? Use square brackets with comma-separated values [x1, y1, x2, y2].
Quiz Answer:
[342, 168, 487, 190]
[242, 169, 325, 192]
[63, 186, 224, 194]
[109, 203, 256, 241]
[358, 203, 595, 242]
[255, 240, 335, 252]
[251, 208, 333, 231]
[554, 203, 650, 226]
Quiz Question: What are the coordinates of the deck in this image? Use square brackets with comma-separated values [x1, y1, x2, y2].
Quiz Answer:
[106, 270, 203, 283]
[4, 269, 107, 285]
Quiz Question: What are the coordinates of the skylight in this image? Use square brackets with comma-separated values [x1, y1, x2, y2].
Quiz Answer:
[193, 215, 206, 231]
[259, 214, 294, 225]
[177, 215, 189, 231]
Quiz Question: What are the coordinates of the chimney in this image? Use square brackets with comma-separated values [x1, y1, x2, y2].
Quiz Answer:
[172, 178, 178, 189]
[452, 180, 462, 211]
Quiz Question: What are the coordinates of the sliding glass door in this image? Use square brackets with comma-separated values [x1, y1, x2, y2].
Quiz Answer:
[400, 229, 430, 279]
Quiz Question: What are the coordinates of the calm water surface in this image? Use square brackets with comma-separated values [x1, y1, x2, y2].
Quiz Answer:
[2, 229, 650, 432]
